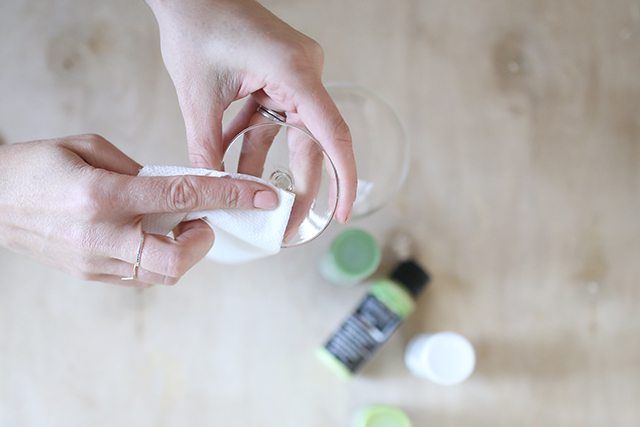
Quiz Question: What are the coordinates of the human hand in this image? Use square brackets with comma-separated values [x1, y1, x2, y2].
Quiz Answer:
[0, 134, 278, 286]
[146, 0, 356, 223]
[226, 116, 328, 243]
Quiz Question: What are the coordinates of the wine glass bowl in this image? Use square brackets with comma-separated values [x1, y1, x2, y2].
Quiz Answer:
[223, 121, 339, 247]
[223, 84, 408, 249]
[327, 83, 409, 219]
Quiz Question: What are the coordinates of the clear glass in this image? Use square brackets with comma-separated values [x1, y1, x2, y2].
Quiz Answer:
[327, 83, 409, 219]
[223, 122, 339, 247]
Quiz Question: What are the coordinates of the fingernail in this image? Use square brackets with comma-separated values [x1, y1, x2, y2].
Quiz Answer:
[253, 190, 279, 209]
[343, 210, 352, 224]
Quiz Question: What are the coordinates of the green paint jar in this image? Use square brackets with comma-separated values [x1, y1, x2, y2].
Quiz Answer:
[353, 405, 412, 427]
[317, 260, 430, 378]
[319, 229, 381, 286]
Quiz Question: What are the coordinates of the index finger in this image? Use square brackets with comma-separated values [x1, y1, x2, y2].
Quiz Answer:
[294, 83, 356, 223]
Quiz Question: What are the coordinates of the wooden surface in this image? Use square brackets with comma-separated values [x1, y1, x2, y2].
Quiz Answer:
[1, 0, 639, 426]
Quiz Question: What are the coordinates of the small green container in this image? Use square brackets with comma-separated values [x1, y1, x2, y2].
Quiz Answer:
[320, 228, 381, 286]
[353, 405, 413, 427]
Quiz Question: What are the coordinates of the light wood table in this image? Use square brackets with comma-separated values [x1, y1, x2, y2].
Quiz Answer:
[1, 1, 639, 426]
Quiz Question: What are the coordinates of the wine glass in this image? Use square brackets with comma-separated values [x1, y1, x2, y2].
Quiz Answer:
[222, 84, 408, 248]
[222, 111, 339, 247]
[326, 83, 409, 219]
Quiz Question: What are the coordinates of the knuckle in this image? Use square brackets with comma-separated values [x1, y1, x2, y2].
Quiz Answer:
[77, 255, 95, 273]
[333, 119, 352, 144]
[166, 176, 200, 211]
[76, 180, 106, 220]
[222, 183, 242, 208]
[281, 37, 324, 71]
[82, 236, 100, 256]
[69, 229, 98, 259]
[74, 225, 108, 259]
[304, 38, 324, 62]
[82, 133, 108, 147]
[293, 36, 323, 60]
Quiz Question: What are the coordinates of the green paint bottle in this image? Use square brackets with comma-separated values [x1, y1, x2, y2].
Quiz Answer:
[317, 260, 430, 378]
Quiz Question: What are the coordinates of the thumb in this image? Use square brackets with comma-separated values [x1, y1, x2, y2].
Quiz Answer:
[105, 174, 281, 215]
[175, 82, 226, 169]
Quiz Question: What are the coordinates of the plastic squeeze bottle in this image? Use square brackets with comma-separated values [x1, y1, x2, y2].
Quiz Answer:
[317, 260, 430, 378]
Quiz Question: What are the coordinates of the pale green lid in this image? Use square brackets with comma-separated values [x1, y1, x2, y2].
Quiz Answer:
[353, 405, 412, 427]
[320, 229, 381, 285]
[315, 347, 352, 380]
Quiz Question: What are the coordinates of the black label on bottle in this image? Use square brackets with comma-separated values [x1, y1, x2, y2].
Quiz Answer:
[323, 295, 402, 373]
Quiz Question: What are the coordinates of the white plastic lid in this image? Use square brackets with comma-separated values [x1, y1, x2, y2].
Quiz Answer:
[405, 332, 476, 385]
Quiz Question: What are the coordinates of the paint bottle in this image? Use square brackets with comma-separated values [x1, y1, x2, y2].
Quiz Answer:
[319, 228, 381, 286]
[317, 259, 430, 378]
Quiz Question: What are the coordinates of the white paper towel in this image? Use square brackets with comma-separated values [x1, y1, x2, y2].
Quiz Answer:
[138, 166, 295, 264]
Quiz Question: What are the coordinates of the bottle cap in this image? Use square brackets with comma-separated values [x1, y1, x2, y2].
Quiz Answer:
[353, 405, 412, 427]
[315, 347, 352, 380]
[320, 229, 381, 286]
[390, 260, 430, 298]
[405, 332, 476, 385]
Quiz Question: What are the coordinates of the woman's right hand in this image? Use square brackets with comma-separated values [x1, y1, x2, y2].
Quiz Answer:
[0, 134, 278, 286]
[146, 0, 357, 224]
